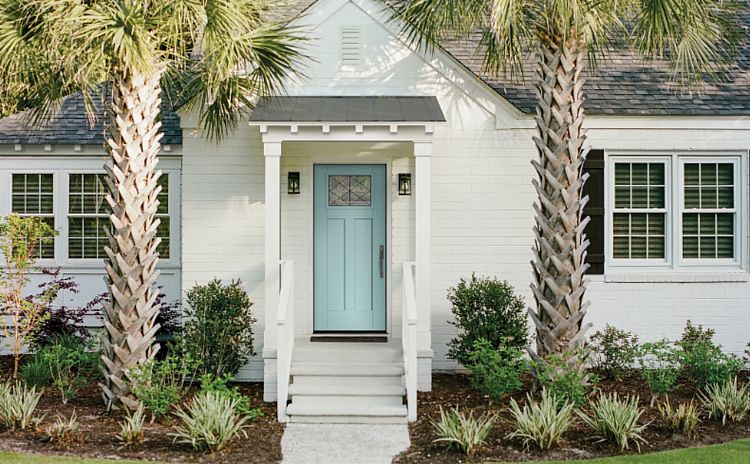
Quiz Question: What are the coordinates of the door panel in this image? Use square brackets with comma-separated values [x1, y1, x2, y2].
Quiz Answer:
[314, 164, 386, 331]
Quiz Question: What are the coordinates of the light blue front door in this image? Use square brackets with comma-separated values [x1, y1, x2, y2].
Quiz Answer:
[314, 164, 386, 332]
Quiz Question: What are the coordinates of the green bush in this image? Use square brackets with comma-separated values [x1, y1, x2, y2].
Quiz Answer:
[637, 340, 682, 399]
[431, 406, 496, 458]
[199, 374, 262, 420]
[590, 325, 639, 380]
[467, 338, 524, 400]
[182, 279, 255, 377]
[41, 335, 98, 403]
[699, 377, 750, 425]
[507, 389, 575, 451]
[171, 391, 249, 452]
[21, 356, 51, 387]
[658, 399, 700, 437]
[129, 355, 197, 419]
[531, 349, 596, 408]
[677, 322, 743, 388]
[446, 275, 528, 367]
[579, 392, 649, 452]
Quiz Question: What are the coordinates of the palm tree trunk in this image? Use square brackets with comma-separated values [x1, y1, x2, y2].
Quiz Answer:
[99, 65, 164, 411]
[528, 35, 593, 358]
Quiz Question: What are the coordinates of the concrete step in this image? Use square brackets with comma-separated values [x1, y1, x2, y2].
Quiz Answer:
[286, 404, 408, 424]
[293, 344, 402, 363]
[290, 361, 404, 377]
[288, 383, 405, 397]
[291, 374, 404, 386]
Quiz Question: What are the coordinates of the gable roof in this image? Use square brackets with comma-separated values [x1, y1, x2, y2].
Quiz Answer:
[0, 92, 182, 146]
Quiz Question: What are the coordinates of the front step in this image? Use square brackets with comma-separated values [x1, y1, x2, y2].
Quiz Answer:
[285, 339, 407, 423]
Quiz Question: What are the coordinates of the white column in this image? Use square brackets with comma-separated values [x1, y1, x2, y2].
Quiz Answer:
[263, 142, 282, 356]
[414, 142, 432, 359]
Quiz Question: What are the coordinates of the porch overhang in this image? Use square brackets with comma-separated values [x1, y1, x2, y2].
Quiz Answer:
[249, 96, 445, 143]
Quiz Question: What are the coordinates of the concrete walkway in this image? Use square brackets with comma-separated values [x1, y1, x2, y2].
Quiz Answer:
[281, 423, 411, 464]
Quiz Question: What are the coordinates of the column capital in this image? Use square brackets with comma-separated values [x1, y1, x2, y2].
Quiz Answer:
[413, 141, 432, 158]
[263, 142, 282, 157]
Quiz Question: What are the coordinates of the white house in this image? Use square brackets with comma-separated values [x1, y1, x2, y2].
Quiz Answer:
[1, 0, 749, 423]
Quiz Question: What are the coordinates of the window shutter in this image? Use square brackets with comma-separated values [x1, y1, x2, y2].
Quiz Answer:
[582, 149, 605, 274]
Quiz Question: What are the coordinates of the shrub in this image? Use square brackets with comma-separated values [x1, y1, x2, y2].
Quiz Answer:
[129, 355, 197, 420]
[171, 392, 249, 452]
[637, 340, 681, 401]
[41, 335, 98, 403]
[118, 404, 146, 444]
[679, 320, 715, 348]
[507, 389, 575, 451]
[182, 279, 255, 377]
[699, 377, 750, 425]
[199, 374, 262, 419]
[679, 340, 743, 389]
[446, 275, 528, 366]
[579, 393, 649, 452]
[531, 349, 596, 408]
[21, 356, 51, 387]
[658, 400, 700, 437]
[46, 411, 81, 442]
[431, 406, 495, 458]
[590, 325, 639, 380]
[467, 338, 524, 400]
[0, 382, 43, 430]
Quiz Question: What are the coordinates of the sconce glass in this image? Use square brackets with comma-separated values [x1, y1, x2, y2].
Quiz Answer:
[288, 172, 300, 194]
[398, 173, 412, 196]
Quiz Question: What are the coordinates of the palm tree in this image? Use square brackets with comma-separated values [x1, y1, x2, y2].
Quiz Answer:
[0, 0, 303, 410]
[395, 0, 741, 359]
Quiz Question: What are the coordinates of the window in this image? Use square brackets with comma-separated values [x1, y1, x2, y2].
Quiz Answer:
[609, 154, 742, 269]
[612, 161, 667, 260]
[156, 174, 170, 259]
[328, 175, 371, 206]
[68, 174, 109, 259]
[681, 161, 737, 260]
[11, 173, 55, 258]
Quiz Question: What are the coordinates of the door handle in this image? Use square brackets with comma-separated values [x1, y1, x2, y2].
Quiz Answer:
[379, 245, 385, 278]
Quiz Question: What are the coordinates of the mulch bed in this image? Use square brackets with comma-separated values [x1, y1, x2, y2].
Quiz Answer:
[395, 372, 750, 463]
[0, 357, 283, 463]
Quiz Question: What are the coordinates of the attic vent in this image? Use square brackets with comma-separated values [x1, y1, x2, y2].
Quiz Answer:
[340, 27, 362, 67]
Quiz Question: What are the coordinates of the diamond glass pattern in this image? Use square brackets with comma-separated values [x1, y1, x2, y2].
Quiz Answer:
[328, 175, 371, 206]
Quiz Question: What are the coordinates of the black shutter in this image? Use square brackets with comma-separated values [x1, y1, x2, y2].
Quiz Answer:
[582, 149, 605, 275]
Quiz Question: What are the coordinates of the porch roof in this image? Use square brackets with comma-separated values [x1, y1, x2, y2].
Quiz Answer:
[249, 96, 446, 123]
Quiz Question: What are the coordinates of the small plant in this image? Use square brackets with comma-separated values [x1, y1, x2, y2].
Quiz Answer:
[467, 338, 525, 400]
[637, 340, 681, 403]
[182, 279, 256, 377]
[446, 275, 528, 366]
[21, 356, 51, 387]
[129, 355, 197, 420]
[0, 214, 56, 378]
[658, 400, 700, 437]
[699, 377, 750, 425]
[0, 382, 43, 430]
[590, 325, 639, 380]
[171, 392, 249, 452]
[580, 393, 648, 452]
[680, 341, 743, 389]
[679, 320, 715, 348]
[199, 374, 262, 419]
[118, 404, 146, 444]
[531, 349, 596, 408]
[431, 406, 496, 458]
[46, 411, 80, 442]
[41, 335, 98, 403]
[506, 389, 575, 451]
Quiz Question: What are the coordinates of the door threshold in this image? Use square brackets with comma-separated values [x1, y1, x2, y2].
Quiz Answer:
[310, 335, 388, 343]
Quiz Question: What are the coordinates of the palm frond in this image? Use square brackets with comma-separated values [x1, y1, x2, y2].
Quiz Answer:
[392, 0, 489, 51]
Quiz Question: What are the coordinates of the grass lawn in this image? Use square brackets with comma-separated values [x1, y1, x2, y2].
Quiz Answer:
[500, 439, 750, 464]
[0, 452, 160, 463]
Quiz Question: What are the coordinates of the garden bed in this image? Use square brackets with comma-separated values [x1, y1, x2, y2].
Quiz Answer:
[395, 372, 750, 463]
[0, 358, 282, 464]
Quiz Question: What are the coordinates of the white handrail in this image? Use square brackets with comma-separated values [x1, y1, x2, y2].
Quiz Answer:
[402, 261, 418, 422]
[276, 260, 294, 422]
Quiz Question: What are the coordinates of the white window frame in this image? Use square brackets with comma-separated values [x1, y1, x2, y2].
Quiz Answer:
[678, 156, 741, 267]
[0, 157, 180, 269]
[606, 151, 746, 272]
[607, 156, 672, 268]
[66, 170, 109, 262]
[8, 170, 58, 263]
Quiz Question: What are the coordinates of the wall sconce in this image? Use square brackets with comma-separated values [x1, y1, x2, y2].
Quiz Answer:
[398, 173, 412, 196]
[288, 172, 300, 194]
